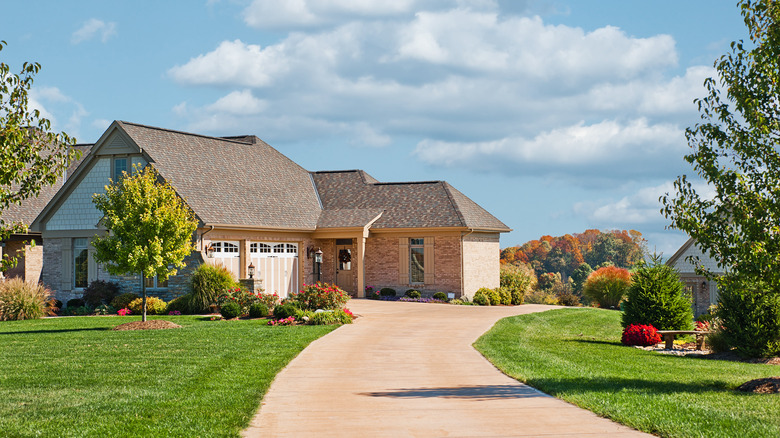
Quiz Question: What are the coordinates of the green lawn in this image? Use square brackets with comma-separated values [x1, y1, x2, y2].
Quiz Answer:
[475, 308, 780, 438]
[0, 315, 336, 437]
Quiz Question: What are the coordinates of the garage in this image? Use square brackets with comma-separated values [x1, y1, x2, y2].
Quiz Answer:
[250, 242, 299, 298]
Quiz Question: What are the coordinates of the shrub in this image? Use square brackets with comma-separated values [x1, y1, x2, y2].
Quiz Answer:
[706, 327, 732, 353]
[556, 290, 582, 307]
[219, 301, 241, 319]
[537, 272, 561, 291]
[308, 309, 354, 325]
[111, 293, 139, 310]
[290, 283, 349, 310]
[82, 280, 120, 307]
[188, 263, 238, 313]
[166, 295, 191, 315]
[66, 298, 85, 309]
[217, 287, 261, 315]
[433, 292, 448, 301]
[405, 289, 421, 298]
[524, 290, 559, 305]
[257, 292, 280, 310]
[715, 275, 780, 358]
[0, 278, 55, 321]
[127, 297, 168, 315]
[487, 288, 502, 305]
[379, 287, 396, 297]
[273, 303, 299, 320]
[93, 304, 116, 315]
[621, 324, 662, 346]
[472, 289, 490, 306]
[117, 308, 131, 316]
[583, 266, 631, 309]
[621, 259, 692, 330]
[500, 264, 534, 304]
[496, 287, 512, 305]
[249, 303, 269, 318]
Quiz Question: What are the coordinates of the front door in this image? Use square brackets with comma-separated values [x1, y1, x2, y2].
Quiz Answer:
[335, 244, 354, 295]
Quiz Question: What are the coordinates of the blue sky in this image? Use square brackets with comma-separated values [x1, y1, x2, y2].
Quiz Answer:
[1, 1, 748, 255]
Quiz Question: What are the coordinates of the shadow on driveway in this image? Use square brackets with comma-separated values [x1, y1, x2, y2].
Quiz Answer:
[359, 384, 546, 400]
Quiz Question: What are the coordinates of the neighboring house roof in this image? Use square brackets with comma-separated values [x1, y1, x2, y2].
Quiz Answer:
[1, 144, 91, 228]
[666, 237, 725, 274]
[119, 122, 322, 230]
[312, 170, 511, 231]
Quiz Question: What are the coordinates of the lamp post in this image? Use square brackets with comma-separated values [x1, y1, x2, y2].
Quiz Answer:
[206, 244, 215, 258]
[314, 248, 323, 282]
[248, 262, 255, 279]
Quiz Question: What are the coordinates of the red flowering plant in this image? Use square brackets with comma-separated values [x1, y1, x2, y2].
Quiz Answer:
[290, 282, 350, 310]
[621, 324, 662, 346]
[695, 320, 712, 332]
[257, 292, 280, 309]
[217, 287, 262, 316]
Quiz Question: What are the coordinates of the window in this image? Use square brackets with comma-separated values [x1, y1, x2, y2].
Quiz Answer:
[410, 238, 424, 284]
[144, 275, 169, 289]
[113, 157, 128, 181]
[212, 241, 239, 255]
[250, 243, 271, 253]
[286, 244, 297, 254]
[273, 244, 285, 254]
[73, 238, 88, 289]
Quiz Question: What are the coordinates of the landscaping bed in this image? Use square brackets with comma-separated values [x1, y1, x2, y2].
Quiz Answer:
[0, 315, 335, 437]
[475, 307, 780, 438]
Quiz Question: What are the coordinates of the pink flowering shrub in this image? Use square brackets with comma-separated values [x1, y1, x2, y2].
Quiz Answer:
[267, 316, 296, 326]
[290, 282, 349, 310]
[117, 308, 132, 316]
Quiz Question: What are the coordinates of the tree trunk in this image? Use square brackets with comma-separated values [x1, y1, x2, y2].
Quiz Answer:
[141, 277, 147, 322]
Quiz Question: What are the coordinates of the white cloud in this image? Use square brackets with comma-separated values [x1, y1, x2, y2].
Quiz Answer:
[169, 5, 707, 182]
[72, 19, 117, 44]
[573, 180, 717, 226]
[28, 87, 88, 140]
[413, 118, 684, 177]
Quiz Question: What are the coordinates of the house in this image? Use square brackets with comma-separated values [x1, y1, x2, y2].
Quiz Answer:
[666, 237, 724, 317]
[30, 121, 510, 303]
[0, 144, 91, 282]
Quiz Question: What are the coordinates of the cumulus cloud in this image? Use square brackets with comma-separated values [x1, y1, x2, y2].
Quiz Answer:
[72, 19, 117, 44]
[168, 4, 709, 183]
[28, 87, 88, 140]
[573, 180, 717, 227]
[413, 118, 685, 177]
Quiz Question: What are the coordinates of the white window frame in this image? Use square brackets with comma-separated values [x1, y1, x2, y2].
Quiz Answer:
[211, 241, 240, 257]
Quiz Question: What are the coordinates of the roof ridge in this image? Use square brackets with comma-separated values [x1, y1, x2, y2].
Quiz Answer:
[118, 121, 258, 146]
[373, 180, 443, 186]
[440, 182, 468, 227]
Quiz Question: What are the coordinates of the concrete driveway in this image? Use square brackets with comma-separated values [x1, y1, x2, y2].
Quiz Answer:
[243, 300, 652, 437]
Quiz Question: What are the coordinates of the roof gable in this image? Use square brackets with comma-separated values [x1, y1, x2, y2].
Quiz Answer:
[311, 170, 510, 231]
[666, 237, 725, 274]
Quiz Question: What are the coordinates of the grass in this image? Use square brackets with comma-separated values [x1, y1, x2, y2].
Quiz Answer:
[474, 308, 780, 438]
[0, 315, 336, 437]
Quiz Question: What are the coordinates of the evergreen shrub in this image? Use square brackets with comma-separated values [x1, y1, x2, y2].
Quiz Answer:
[219, 301, 241, 319]
[405, 289, 421, 298]
[110, 293, 139, 310]
[127, 297, 167, 315]
[716, 275, 780, 358]
[621, 259, 692, 330]
[82, 280, 120, 307]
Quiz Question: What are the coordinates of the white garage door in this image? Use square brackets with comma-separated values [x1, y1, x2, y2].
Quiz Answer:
[211, 241, 240, 279]
[250, 242, 299, 298]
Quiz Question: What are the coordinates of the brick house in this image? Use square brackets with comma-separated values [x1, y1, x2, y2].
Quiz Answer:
[1, 144, 91, 282]
[30, 121, 510, 303]
[666, 237, 724, 317]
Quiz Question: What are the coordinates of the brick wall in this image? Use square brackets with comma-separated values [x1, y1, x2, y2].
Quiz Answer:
[42, 238, 62, 295]
[462, 233, 500, 298]
[364, 234, 463, 297]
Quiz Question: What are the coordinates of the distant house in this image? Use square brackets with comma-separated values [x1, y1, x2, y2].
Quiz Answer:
[30, 121, 510, 303]
[666, 237, 724, 317]
[0, 144, 91, 282]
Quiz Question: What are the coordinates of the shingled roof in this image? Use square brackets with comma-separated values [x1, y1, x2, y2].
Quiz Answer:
[311, 170, 510, 231]
[119, 122, 322, 230]
[1, 144, 92, 228]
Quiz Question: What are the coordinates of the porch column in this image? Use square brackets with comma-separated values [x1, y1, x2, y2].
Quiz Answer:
[357, 234, 366, 298]
[239, 240, 249, 279]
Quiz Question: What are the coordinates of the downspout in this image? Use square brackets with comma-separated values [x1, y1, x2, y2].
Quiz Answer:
[460, 228, 475, 298]
[200, 225, 215, 252]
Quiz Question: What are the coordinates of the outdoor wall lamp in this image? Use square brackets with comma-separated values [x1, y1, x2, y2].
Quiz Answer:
[206, 244, 215, 258]
[314, 248, 323, 264]
[314, 248, 323, 281]
[248, 262, 256, 279]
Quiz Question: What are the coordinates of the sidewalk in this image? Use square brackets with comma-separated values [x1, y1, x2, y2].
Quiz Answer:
[243, 300, 653, 437]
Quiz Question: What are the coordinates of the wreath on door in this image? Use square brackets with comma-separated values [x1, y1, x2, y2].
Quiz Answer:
[339, 249, 351, 264]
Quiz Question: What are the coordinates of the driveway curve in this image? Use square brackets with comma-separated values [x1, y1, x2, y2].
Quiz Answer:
[243, 300, 652, 437]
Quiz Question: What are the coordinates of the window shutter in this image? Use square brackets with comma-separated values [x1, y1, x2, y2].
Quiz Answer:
[61, 240, 72, 291]
[398, 238, 409, 285]
[424, 237, 435, 284]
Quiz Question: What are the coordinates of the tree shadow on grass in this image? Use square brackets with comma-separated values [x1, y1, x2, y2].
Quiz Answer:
[0, 327, 111, 335]
[359, 384, 548, 400]
[565, 338, 622, 347]
[527, 375, 732, 397]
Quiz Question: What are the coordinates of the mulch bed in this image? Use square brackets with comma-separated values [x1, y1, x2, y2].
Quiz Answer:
[112, 320, 182, 331]
[737, 377, 780, 394]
